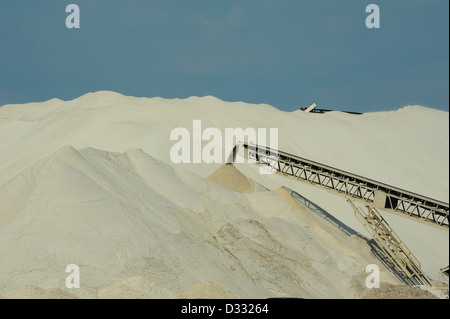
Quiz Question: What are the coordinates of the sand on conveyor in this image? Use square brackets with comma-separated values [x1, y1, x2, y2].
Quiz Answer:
[207, 164, 268, 193]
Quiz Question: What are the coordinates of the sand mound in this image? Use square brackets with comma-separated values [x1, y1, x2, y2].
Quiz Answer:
[0, 93, 448, 299]
[2, 285, 78, 299]
[98, 276, 151, 299]
[207, 164, 268, 193]
[176, 282, 236, 299]
[363, 283, 438, 299]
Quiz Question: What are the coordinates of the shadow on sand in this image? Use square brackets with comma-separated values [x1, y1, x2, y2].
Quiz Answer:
[282, 186, 417, 285]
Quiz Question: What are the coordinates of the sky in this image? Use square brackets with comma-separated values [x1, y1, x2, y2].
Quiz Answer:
[0, 0, 448, 113]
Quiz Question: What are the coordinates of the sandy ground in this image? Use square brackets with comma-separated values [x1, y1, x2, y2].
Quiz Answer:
[0, 91, 448, 298]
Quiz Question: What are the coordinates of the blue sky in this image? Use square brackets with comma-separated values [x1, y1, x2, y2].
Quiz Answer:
[0, 0, 448, 112]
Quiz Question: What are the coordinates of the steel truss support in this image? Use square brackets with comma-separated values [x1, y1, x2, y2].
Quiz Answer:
[348, 200, 431, 286]
[239, 143, 449, 229]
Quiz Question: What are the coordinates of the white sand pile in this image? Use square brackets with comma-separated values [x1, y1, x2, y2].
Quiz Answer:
[363, 283, 438, 299]
[176, 282, 236, 299]
[98, 277, 155, 299]
[0, 91, 448, 299]
[207, 164, 268, 193]
[0, 145, 403, 298]
[2, 285, 78, 299]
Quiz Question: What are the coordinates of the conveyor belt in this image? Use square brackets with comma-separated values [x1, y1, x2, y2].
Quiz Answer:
[233, 142, 449, 229]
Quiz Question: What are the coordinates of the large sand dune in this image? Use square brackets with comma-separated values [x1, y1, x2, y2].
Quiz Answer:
[0, 91, 448, 298]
